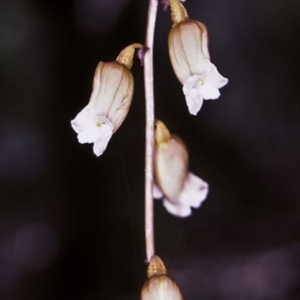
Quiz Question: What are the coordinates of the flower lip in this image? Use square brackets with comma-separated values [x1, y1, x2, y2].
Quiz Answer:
[71, 107, 114, 156]
[163, 172, 209, 217]
[182, 64, 228, 115]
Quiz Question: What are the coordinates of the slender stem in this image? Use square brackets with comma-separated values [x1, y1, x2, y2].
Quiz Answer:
[144, 0, 158, 263]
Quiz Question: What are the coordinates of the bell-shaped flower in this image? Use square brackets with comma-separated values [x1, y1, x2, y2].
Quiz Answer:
[71, 43, 143, 156]
[141, 255, 183, 300]
[168, 0, 228, 115]
[153, 120, 208, 217]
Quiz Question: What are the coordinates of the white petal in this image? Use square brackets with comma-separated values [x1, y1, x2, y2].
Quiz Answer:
[185, 93, 204, 115]
[183, 63, 228, 113]
[183, 75, 200, 91]
[207, 64, 229, 89]
[183, 76, 205, 115]
[200, 83, 221, 100]
[71, 106, 114, 156]
[163, 199, 192, 218]
[177, 172, 208, 208]
[162, 172, 208, 218]
[153, 183, 163, 199]
[92, 124, 113, 156]
[77, 128, 99, 144]
[71, 107, 94, 134]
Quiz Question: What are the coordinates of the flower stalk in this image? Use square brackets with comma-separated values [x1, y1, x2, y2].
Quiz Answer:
[144, 0, 158, 263]
[116, 43, 144, 69]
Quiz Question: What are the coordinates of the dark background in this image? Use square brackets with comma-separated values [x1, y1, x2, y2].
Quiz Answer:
[0, 0, 300, 299]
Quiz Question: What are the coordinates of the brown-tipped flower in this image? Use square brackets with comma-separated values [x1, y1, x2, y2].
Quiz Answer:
[141, 255, 183, 300]
[168, 0, 228, 115]
[153, 120, 208, 217]
[71, 44, 143, 156]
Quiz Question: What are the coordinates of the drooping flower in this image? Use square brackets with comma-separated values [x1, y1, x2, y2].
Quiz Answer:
[168, 0, 228, 115]
[153, 120, 208, 217]
[141, 255, 183, 300]
[71, 43, 143, 156]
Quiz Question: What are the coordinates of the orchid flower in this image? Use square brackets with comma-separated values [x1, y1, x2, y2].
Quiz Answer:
[71, 43, 143, 156]
[153, 120, 209, 217]
[168, 0, 228, 115]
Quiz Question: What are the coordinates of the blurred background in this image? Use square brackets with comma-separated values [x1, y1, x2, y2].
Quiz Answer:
[0, 0, 300, 299]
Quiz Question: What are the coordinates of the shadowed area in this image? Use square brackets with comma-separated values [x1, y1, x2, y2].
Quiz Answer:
[0, 0, 299, 299]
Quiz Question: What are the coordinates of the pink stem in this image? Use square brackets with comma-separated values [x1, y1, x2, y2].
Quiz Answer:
[143, 0, 158, 263]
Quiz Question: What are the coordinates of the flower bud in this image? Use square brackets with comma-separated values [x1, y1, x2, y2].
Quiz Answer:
[153, 120, 208, 217]
[141, 255, 183, 300]
[168, 0, 228, 115]
[71, 43, 143, 156]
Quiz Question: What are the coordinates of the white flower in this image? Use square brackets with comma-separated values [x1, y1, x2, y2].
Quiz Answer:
[70, 44, 144, 156]
[153, 120, 209, 218]
[183, 64, 229, 115]
[168, 0, 228, 115]
[70, 60, 133, 156]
